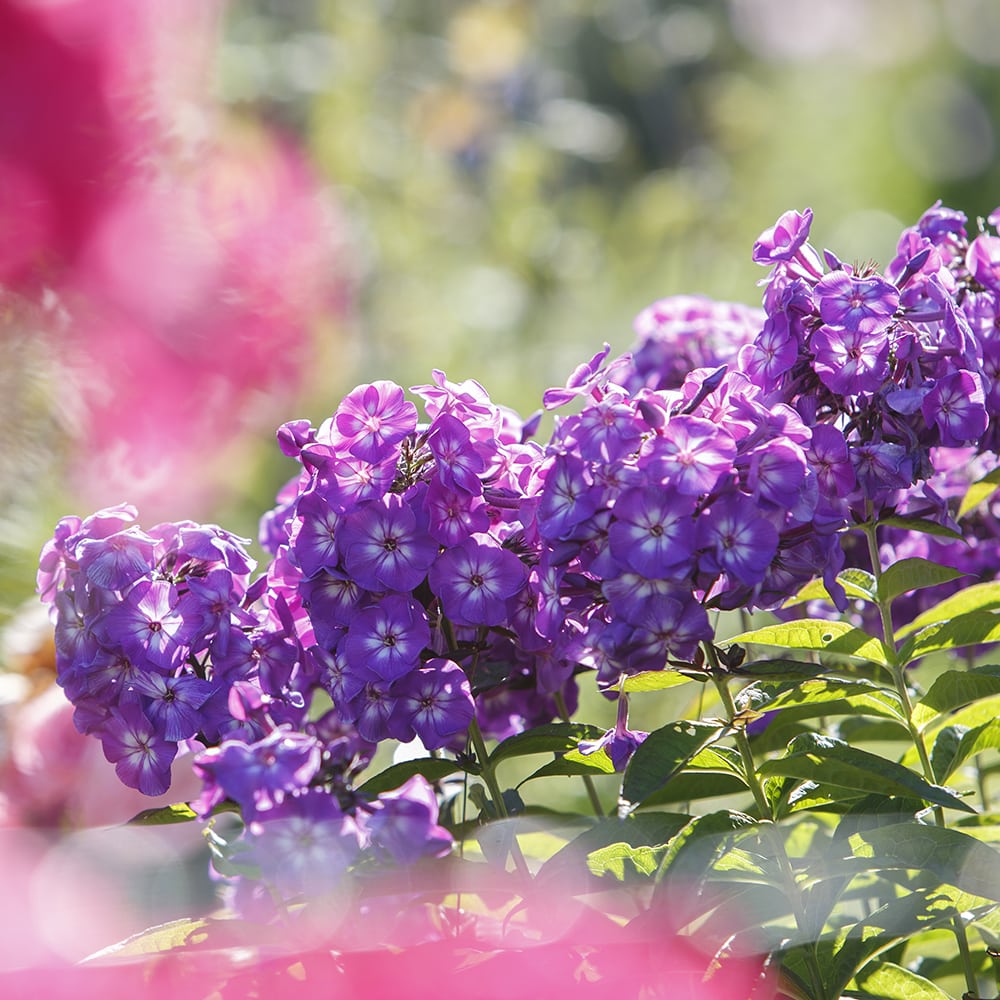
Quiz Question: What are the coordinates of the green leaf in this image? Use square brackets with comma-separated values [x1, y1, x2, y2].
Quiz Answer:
[959, 467, 1000, 519]
[849, 822, 1000, 901]
[653, 808, 758, 885]
[896, 581, 1000, 639]
[586, 842, 666, 881]
[519, 752, 616, 782]
[731, 658, 830, 681]
[619, 720, 728, 812]
[899, 610, 1000, 666]
[620, 670, 696, 693]
[725, 619, 889, 665]
[823, 890, 976, 998]
[127, 802, 199, 825]
[874, 515, 965, 541]
[633, 770, 750, 808]
[938, 719, 1000, 783]
[745, 678, 907, 725]
[911, 664, 1000, 731]
[488, 722, 604, 766]
[356, 757, 469, 796]
[875, 557, 966, 606]
[851, 961, 954, 999]
[757, 733, 976, 814]
[783, 569, 878, 607]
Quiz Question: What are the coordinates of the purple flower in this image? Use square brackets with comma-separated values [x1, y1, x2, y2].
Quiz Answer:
[607, 486, 696, 580]
[98, 579, 198, 672]
[333, 380, 418, 463]
[192, 729, 323, 819]
[132, 672, 214, 741]
[807, 425, 856, 497]
[810, 325, 889, 396]
[646, 416, 737, 496]
[243, 791, 363, 896]
[815, 271, 899, 331]
[578, 693, 648, 771]
[290, 491, 341, 579]
[366, 775, 453, 865]
[752, 208, 814, 264]
[425, 480, 490, 546]
[738, 313, 798, 386]
[75, 526, 156, 592]
[697, 495, 779, 586]
[394, 659, 474, 750]
[921, 371, 988, 446]
[427, 413, 487, 495]
[343, 595, 430, 681]
[429, 536, 527, 627]
[600, 594, 710, 671]
[338, 496, 438, 593]
[99, 702, 178, 796]
[537, 453, 602, 540]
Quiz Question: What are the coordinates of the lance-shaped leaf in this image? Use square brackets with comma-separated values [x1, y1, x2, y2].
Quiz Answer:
[935, 719, 1000, 784]
[911, 664, 1000, 731]
[783, 568, 877, 607]
[731, 658, 830, 681]
[128, 802, 199, 826]
[849, 822, 1000, 900]
[357, 757, 470, 796]
[852, 961, 954, 999]
[874, 514, 964, 541]
[743, 678, 907, 726]
[725, 620, 889, 665]
[488, 722, 604, 766]
[899, 611, 1000, 666]
[619, 719, 728, 813]
[757, 733, 976, 814]
[896, 580, 1000, 639]
[875, 557, 966, 606]
[959, 467, 1000, 518]
[620, 670, 697, 693]
[653, 808, 758, 886]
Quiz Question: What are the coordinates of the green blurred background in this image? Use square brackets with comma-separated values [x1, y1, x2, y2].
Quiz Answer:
[5, 0, 1000, 626]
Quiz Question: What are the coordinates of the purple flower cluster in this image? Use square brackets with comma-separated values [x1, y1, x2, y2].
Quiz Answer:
[38, 200, 1000, 902]
[260, 373, 577, 744]
[741, 203, 996, 518]
[37, 505, 259, 795]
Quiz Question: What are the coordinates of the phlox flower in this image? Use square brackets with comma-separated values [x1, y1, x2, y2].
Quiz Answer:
[815, 271, 899, 332]
[99, 702, 177, 796]
[394, 659, 474, 750]
[338, 495, 438, 593]
[607, 486, 696, 579]
[697, 495, 779, 587]
[429, 536, 527, 627]
[342, 595, 430, 681]
[646, 416, 737, 496]
[921, 370, 988, 447]
[810, 324, 889, 396]
[332, 380, 418, 463]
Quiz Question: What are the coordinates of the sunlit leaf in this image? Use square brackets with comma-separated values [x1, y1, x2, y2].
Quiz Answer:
[619, 720, 727, 813]
[488, 723, 604, 765]
[782, 569, 877, 607]
[959, 467, 1000, 519]
[875, 557, 965, 606]
[620, 670, 696, 693]
[357, 757, 470, 796]
[911, 665, 1000, 731]
[726, 620, 889, 665]
[896, 581, 1000, 639]
[851, 960, 954, 998]
[899, 611, 1000, 666]
[757, 734, 975, 814]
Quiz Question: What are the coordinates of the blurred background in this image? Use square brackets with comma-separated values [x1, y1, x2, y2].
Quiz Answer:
[2, 0, 1000, 828]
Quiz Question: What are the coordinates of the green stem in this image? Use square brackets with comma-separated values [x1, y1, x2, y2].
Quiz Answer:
[553, 689, 606, 817]
[862, 520, 980, 998]
[468, 716, 531, 880]
[707, 651, 827, 1000]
